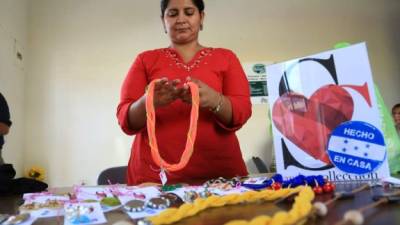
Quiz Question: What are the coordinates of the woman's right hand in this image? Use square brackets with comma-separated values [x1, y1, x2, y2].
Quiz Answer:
[152, 78, 182, 107]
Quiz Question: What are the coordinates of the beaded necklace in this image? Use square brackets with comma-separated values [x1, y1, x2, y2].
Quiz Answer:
[242, 174, 335, 194]
[145, 80, 200, 172]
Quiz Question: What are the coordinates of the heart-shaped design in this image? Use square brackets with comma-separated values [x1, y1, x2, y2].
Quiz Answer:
[272, 84, 354, 164]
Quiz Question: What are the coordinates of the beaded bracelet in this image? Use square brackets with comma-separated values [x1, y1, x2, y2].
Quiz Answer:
[210, 93, 223, 113]
[242, 174, 335, 194]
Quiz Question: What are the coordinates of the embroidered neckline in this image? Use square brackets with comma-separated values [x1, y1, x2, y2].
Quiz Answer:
[163, 47, 213, 72]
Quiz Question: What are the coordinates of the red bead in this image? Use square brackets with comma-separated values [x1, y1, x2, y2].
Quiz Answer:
[324, 182, 336, 191]
[271, 183, 282, 190]
[313, 186, 323, 194]
[323, 184, 333, 193]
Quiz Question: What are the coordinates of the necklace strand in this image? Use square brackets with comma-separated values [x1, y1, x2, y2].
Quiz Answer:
[145, 80, 200, 172]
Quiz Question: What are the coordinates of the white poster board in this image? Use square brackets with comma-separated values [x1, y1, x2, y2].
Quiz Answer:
[266, 43, 389, 182]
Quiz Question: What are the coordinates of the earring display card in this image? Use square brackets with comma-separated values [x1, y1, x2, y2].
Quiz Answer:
[118, 186, 163, 220]
[63, 202, 106, 225]
[116, 186, 161, 205]
[20, 194, 69, 218]
[75, 187, 114, 201]
[0, 214, 36, 225]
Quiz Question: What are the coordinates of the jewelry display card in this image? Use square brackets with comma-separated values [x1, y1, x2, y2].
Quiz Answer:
[63, 202, 106, 225]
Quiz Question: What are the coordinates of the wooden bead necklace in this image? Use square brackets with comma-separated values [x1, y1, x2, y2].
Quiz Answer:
[333, 189, 400, 225]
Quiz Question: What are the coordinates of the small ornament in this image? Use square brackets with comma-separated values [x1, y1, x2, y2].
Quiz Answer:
[43, 199, 64, 209]
[270, 182, 282, 190]
[159, 169, 167, 186]
[198, 189, 213, 198]
[343, 210, 364, 225]
[160, 193, 182, 205]
[68, 192, 77, 200]
[147, 197, 170, 209]
[132, 192, 146, 200]
[100, 197, 121, 207]
[183, 191, 199, 203]
[204, 177, 241, 190]
[95, 191, 107, 198]
[313, 202, 328, 217]
[124, 200, 146, 212]
[313, 186, 323, 195]
[323, 184, 333, 193]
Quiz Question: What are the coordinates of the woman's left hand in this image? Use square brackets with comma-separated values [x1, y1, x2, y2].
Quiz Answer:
[180, 77, 220, 110]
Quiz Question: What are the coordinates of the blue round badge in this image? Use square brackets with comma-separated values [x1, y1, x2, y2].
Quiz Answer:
[327, 121, 386, 175]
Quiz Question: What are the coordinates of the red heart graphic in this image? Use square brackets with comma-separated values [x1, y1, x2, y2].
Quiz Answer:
[272, 84, 354, 164]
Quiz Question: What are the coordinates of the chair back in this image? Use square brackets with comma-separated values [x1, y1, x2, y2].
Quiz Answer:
[97, 166, 127, 185]
[252, 157, 270, 173]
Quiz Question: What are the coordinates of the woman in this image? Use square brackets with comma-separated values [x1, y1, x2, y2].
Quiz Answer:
[0, 92, 12, 166]
[117, 0, 252, 185]
[392, 103, 400, 136]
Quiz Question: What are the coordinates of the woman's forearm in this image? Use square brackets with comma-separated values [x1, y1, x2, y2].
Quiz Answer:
[212, 94, 233, 125]
[127, 95, 148, 131]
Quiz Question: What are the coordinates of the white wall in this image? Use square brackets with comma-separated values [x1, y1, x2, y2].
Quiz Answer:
[21, 0, 400, 186]
[0, 0, 28, 176]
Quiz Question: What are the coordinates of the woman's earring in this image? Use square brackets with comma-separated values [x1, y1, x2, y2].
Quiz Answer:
[164, 29, 167, 34]
[200, 24, 203, 31]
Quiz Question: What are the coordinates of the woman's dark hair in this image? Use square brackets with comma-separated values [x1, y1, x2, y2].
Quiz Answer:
[161, 0, 205, 17]
[392, 103, 400, 114]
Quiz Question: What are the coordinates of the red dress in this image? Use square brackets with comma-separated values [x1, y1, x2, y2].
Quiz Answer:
[117, 47, 252, 185]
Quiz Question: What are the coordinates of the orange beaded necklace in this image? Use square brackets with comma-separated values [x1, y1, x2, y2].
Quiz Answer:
[145, 80, 200, 172]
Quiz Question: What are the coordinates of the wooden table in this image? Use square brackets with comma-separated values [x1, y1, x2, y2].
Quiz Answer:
[1, 182, 400, 225]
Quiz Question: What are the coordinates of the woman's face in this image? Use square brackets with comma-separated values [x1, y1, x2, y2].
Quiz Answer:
[162, 0, 204, 45]
[393, 107, 400, 126]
